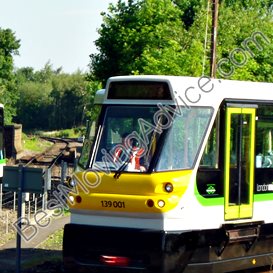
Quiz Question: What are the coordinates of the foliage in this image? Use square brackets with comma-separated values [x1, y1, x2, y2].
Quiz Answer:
[89, 0, 273, 83]
[14, 64, 99, 130]
[216, 0, 273, 81]
[173, 0, 203, 29]
[89, 0, 203, 82]
[0, 28, 20, 123]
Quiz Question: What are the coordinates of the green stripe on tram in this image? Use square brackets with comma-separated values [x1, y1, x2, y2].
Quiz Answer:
[254, 193, 273, 202]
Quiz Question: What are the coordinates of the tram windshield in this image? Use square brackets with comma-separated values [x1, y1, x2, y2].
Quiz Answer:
[93, 105, 160, 172]
[92, 105, 213, 173]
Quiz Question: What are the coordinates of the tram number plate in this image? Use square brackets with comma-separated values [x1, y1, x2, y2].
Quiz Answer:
[101, 200, 125, 208]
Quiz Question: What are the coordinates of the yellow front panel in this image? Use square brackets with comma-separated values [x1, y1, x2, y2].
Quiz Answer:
[69, 170, 193, 213]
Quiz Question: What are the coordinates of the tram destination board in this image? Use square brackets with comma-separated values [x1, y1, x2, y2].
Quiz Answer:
[3, 166, 44, 193]
[108, 81, 172, 100]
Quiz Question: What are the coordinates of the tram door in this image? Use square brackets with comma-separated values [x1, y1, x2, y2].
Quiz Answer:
[224, 106, 256, 220]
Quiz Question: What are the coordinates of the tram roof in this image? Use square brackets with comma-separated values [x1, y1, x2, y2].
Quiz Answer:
[96, 75, 273, 107]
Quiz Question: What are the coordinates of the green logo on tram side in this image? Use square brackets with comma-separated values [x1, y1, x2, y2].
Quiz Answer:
[206, 184, 216, 195]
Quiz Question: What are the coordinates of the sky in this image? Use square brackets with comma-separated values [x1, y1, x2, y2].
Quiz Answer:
[0, 0, 118, 74]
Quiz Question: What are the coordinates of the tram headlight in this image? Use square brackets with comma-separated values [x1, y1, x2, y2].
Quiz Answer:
[164, 183, 173, 193]
[67, 177, 77, 187]
[157, 200, 165, 208]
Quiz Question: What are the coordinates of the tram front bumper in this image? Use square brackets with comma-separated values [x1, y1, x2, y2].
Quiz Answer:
[63, 224, 165, 273]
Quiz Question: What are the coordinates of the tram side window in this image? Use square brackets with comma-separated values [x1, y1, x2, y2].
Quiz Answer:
[156, 107, 213, 171]
[197, 112, 222, 198]
[200, 117, 219, 169]
[256, 105, 273, 169]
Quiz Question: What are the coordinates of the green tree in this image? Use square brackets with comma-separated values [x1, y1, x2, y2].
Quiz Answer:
[134, 0, 204, 76]
[89, 0, 273, 83]
[89, 0, 204, 83]
[173, 0, 202, 29]
[84, 80, 102, 122]
[0, 28, 20, 123]
[216, 0, 273, 81]
[15, 81, 52, 129]
[50, 72, 91, 129]
[15, 65, 96, 130]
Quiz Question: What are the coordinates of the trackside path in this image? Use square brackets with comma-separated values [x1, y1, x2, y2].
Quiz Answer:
[0, 215, 69, 272]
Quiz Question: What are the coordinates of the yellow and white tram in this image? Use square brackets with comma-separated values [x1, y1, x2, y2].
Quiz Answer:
[63, 75, 273, 273]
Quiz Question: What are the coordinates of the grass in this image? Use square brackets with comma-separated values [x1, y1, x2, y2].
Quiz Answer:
[38, 228, 64, 250]
[0, 231, 15, 247]
[40, 127, 85, 138]
[22, 133, 52, 152]
[22, 127, 85, 152]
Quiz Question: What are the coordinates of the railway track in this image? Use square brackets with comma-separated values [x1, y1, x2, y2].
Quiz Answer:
[1, 137, 82, 214]
[17, 137, 81, 168]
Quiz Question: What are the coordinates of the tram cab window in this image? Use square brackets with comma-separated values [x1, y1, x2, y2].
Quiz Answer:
[78, 105, 101, 169]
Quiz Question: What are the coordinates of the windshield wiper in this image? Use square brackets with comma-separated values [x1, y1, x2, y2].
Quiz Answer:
[113, 152, 132, 179]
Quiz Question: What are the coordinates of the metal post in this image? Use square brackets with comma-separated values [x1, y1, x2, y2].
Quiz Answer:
[210, 0, 219, 78]
[22, 193, 26, 219]
[43, 168, 50, 211]
[13, 192, 16, 211]
[61, 160, 67, 184]
[45, 168, 51, 191]
[28, 201, 31, 220]
[42, 192, 47, 211]
[34, 195, 37, 214]
[6, 210, 9, 234]
[0, 183, 2, 215]
[16, 164, 23, 273]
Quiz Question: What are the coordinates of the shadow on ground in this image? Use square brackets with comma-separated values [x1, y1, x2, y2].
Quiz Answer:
[0, 248, 63, 273]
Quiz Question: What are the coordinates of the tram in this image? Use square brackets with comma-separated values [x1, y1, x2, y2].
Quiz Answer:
[63, 75, 273, 273]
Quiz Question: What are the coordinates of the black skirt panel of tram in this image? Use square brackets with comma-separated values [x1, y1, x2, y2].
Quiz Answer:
[63, 223, 273, 273]
[63, 224, 166, 273]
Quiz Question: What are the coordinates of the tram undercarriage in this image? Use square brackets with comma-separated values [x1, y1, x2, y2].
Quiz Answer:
[63, 221, 273, 273]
